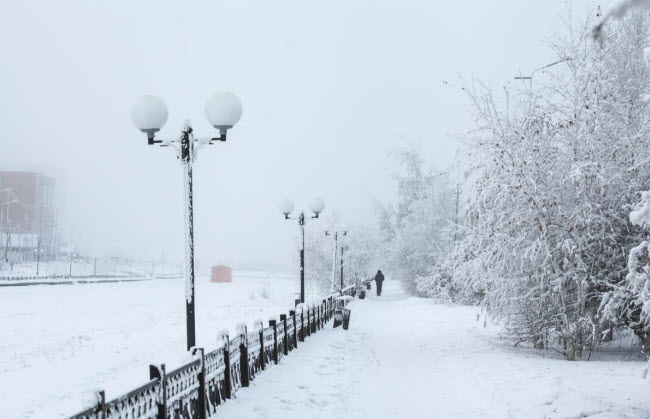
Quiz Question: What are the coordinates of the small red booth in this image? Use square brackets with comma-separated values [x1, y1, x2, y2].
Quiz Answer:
[211, 265, 232, 283]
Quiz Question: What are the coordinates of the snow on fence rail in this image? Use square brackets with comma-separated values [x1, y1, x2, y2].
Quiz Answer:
[0, 275, 153, 288]
[0, 274, 146, 281]
[67, 285, 359, 419]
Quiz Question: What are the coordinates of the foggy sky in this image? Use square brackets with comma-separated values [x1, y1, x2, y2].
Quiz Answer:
[0, 0, 606, 270]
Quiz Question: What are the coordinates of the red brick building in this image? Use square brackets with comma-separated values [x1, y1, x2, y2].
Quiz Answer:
[0, 171, 56, 260]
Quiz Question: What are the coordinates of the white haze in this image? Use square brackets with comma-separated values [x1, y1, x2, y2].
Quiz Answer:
[0, 0, 607, 270]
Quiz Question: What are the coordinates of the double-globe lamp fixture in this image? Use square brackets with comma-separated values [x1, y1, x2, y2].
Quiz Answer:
[280, 198, 326, 305]
[130, 91, 243, 351]
[131, 91, 243, 143]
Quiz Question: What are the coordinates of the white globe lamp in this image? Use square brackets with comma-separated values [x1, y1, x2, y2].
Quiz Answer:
[205, 91, 243, 135]
[130, 95, 168, 140]
[279, 198, 295, 217]
[309, 197, 325, 216]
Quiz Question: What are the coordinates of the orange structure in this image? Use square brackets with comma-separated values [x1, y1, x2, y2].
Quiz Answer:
[210, 265, 232, 283]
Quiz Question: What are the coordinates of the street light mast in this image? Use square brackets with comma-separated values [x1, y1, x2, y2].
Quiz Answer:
[131, 91, 243, 351]
[514, 57, 572, 88]
[280, 198, 325, 304]
[325, 230, 347, 292]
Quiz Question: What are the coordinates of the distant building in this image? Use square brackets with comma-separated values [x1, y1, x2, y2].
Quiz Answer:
[0, 171, 56, 261]
[211, 265, 232, 283]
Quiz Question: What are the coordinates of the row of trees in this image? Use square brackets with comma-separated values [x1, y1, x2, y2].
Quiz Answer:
[377, 12, 650, 360]
[374, 148, 457, 296]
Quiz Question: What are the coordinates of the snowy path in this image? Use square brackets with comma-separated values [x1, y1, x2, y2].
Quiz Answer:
[219, 280, 650, 419]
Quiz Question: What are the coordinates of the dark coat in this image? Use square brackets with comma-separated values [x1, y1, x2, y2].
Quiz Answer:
[375, 271, 384, 283]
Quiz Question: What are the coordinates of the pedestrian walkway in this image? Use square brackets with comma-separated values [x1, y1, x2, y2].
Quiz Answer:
[218, 280, 650, 419]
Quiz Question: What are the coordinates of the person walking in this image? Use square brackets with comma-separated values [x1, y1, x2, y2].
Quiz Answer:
[374, 270, 384, 296]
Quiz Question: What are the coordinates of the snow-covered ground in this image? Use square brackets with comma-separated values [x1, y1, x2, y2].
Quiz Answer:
[3, 277, 648, 419]
[0, 272, 299, 418]
[219, 280, 650, 419]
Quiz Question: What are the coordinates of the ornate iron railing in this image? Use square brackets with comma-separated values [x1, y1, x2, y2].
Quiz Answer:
[67, 286, 359, 419]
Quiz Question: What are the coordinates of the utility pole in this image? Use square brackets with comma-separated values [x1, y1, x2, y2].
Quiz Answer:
[1, 188, 18, 263]
[453, 152, 462, 243]
[68, 232, 73, 277]
[36, 204, 43, 275]
[325, 230, 347, 292]
[2, 205, 9, 263]
[340, 246, 344, 289]
[51, 210, 58, 258]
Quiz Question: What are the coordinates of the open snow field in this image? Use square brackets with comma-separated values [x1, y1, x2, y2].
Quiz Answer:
[2, 277, 649, 419]
[0, 272, 299, 418]
[219, 280, 650, 419]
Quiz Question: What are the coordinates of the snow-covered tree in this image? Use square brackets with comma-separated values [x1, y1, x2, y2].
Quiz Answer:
[445, 11, 650, 359]
[594, 0, 650, 39]
[377, 146, 456, 294]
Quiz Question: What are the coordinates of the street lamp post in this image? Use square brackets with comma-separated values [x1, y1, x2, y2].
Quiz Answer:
[131, 91, 243, 351]
[35, 204, 43, 276]
[514, 57, 572, 88]
[0, 188, 18, 263]
[340, 245, 348, 290]
[325, 230, 347, 292]
[280, 198, 325, 304]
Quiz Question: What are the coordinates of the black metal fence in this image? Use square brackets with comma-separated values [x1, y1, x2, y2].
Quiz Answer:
[0, 274, 143, 281]
[68, 284, 359, 419]
[0, 275, 152, 288]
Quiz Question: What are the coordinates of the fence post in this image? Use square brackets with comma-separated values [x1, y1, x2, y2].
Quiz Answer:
[316, 304, 321, 331]
[325, 298, 329, 321]
[259, 322, 266, 370]
[149, 364, 167, 419]
[269, 319, 279, 364]
[219, 332, 232, 400]
[279, 314, 289, 355]
[94, 389, 107, 419]
[317, 303, 321, 329]
[190, 348, 207, 419]
[306, 306, 311, 337]
[326, 297, 330, 321]
[327, 297, 331, 320]
[289, 310, 297, 350]
[299, 308, 305, 342]
[238, 324, 250, 387]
